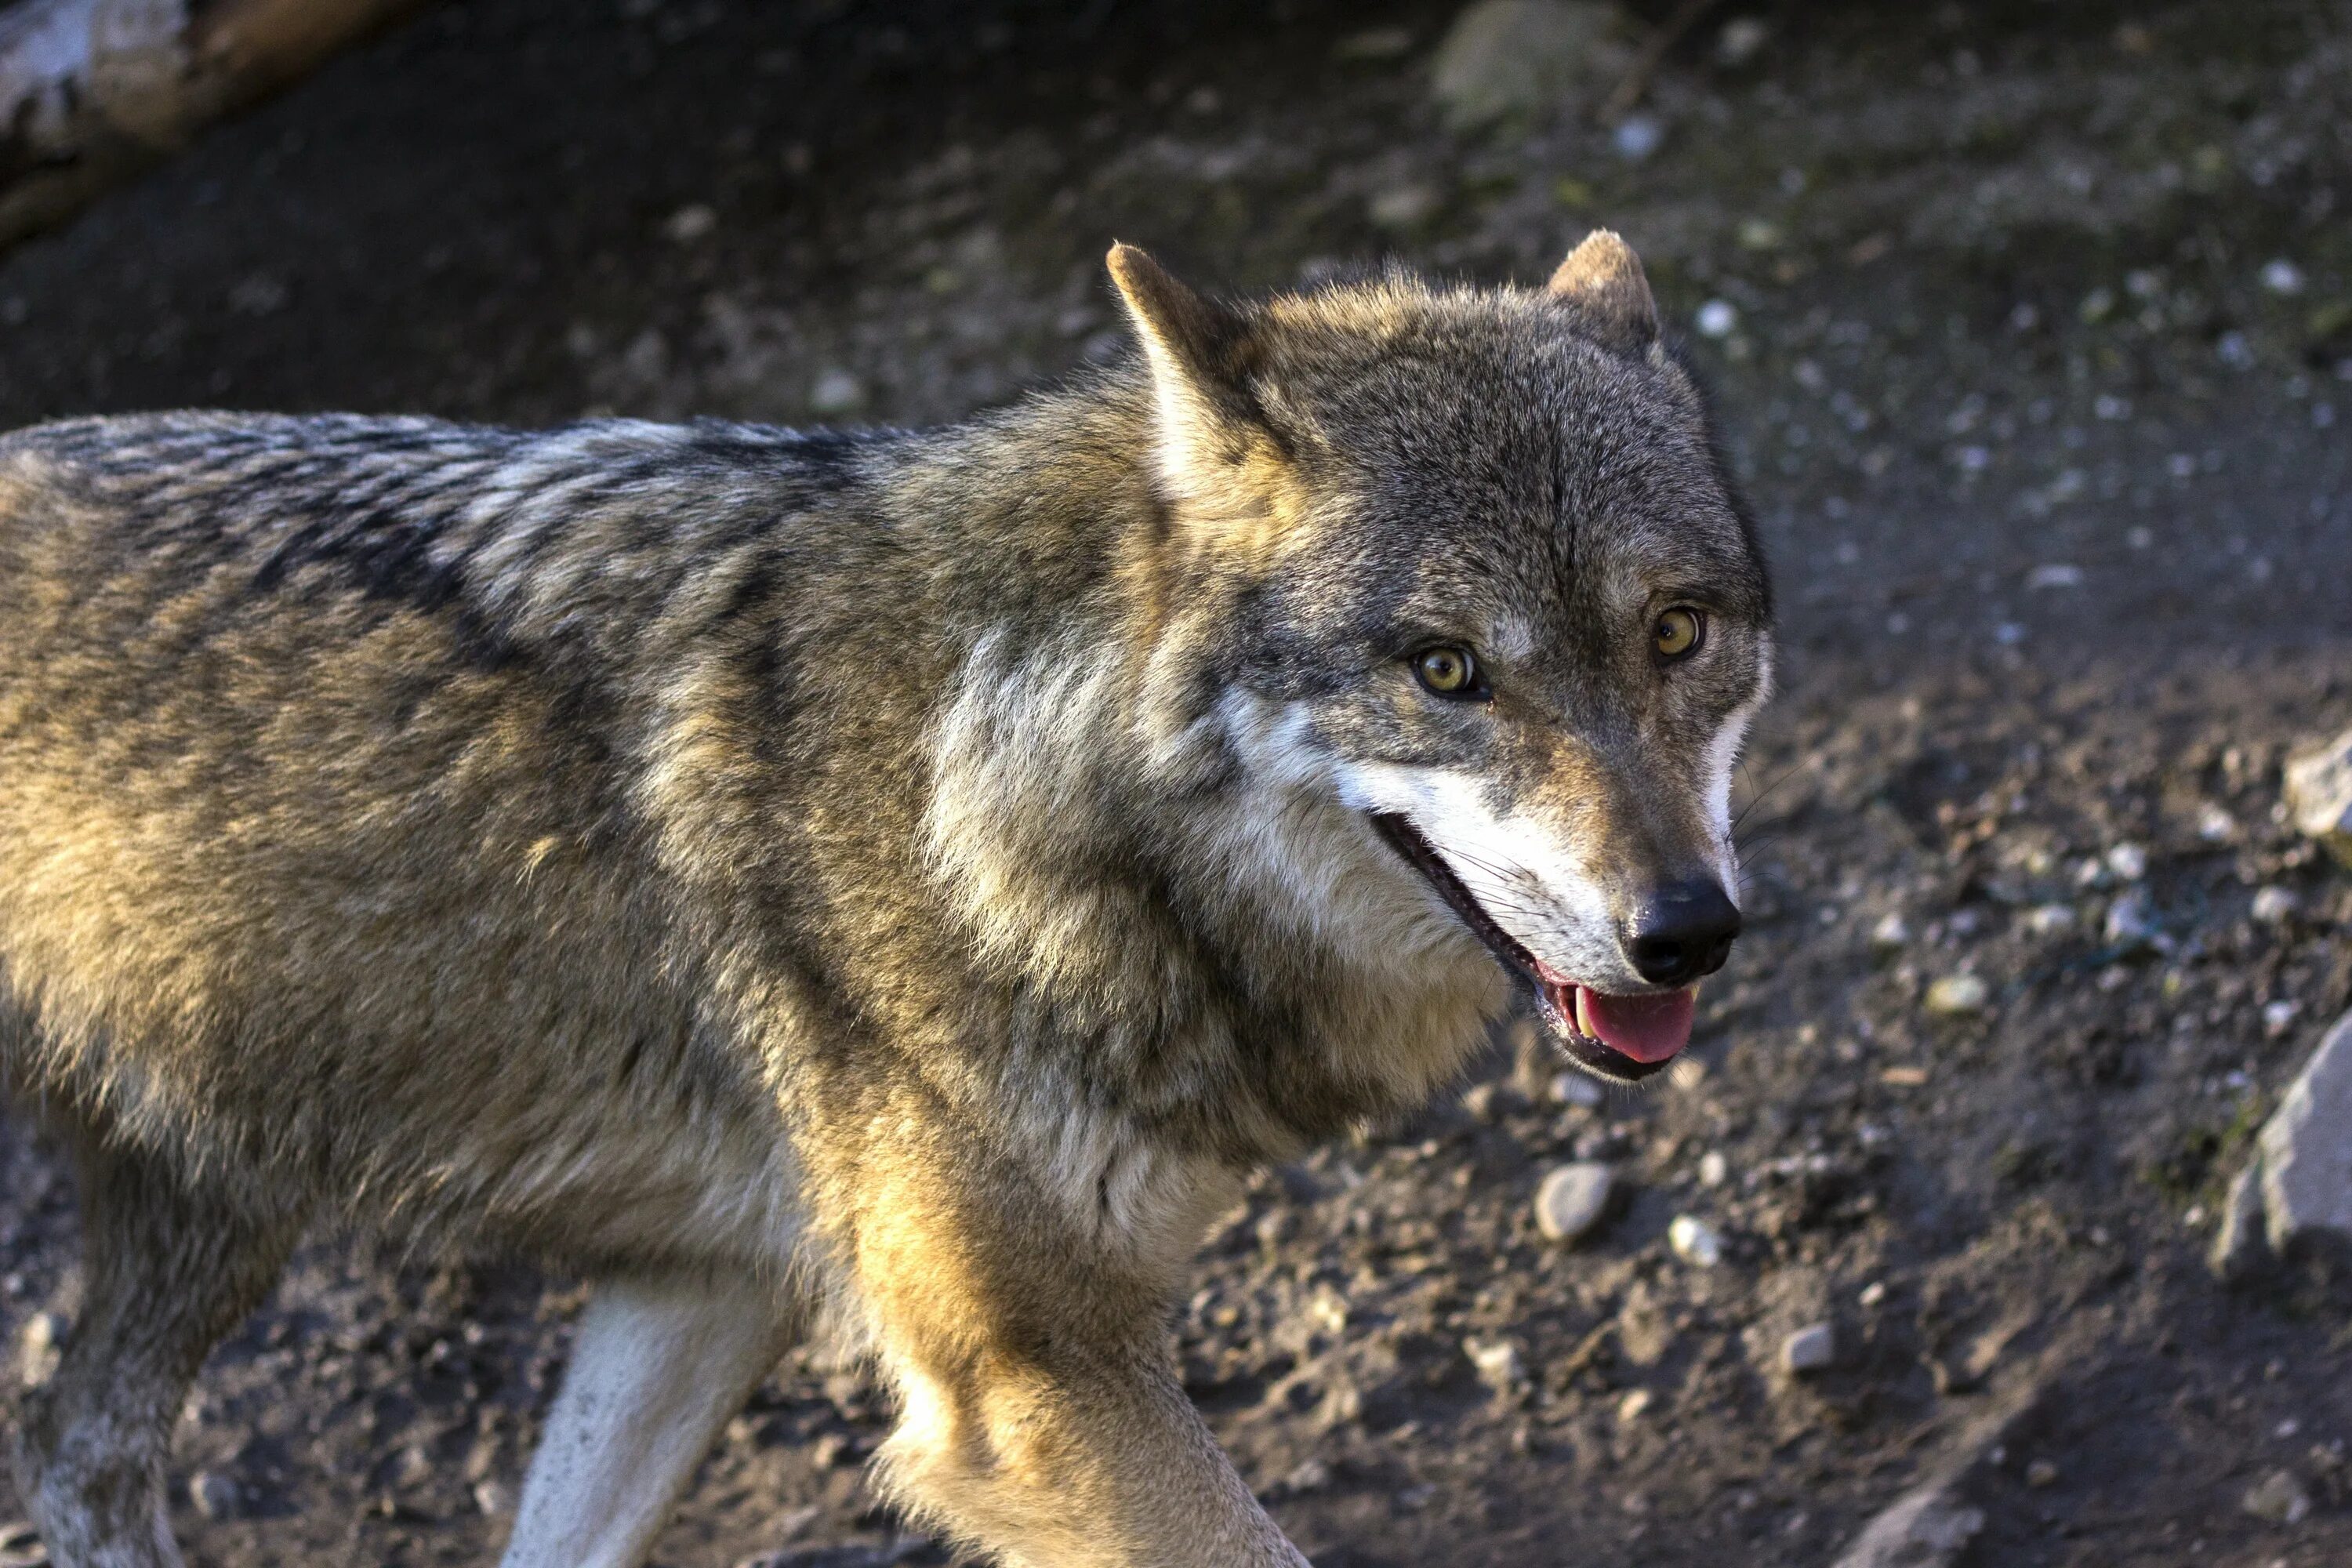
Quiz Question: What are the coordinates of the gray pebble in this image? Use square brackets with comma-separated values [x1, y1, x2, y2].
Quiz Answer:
[1781, 1322, 1835, 1374]
[190, 1470, 241, 1520]
[1534, 1162, 1615, 1242]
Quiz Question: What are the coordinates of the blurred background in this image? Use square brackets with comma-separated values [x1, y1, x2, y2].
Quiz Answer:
[1, 3, 2349, 1566]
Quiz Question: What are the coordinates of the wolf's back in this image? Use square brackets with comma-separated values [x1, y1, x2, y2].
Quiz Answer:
[0, 413, 819, 1255]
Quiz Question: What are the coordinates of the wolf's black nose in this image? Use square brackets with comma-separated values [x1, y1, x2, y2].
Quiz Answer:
[1624, 880, 1742, 986]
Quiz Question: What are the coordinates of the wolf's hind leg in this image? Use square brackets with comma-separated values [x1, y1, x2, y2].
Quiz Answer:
[14, 1136, 303, 1568]
[499, 1275, 796, 1568]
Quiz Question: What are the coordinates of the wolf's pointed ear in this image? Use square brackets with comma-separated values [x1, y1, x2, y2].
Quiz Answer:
[1107, 243, 1268, 500]
[1547, 230, 1659, 354]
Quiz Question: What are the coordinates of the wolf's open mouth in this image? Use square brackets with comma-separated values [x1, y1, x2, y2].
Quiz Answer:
[1369, 812, 1693, 1083]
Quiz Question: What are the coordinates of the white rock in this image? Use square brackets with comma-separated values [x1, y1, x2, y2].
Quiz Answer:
[1697, 1149, 1729, 1189]
[17, 1310, 62, 1388]
[2258, 1010, 2352, 1252]
[2285, 728, 2352, 867]
[1781, 1322, 1836, 1374]
[808, 368, 866, 418]
[2198, 801, 2238, 842]
[2242, 1468, 2312, 1526]
[1668, 1214, 1723, 1266]
[1832, 1484, 1986, 1568]
[1367, 183, 1439, 230]
[2025, 902, 2078, 936]
[1715, 16, 1769, 65]
[1616, 1387, 1653, 1422]
[2213, 1008, 2352, 1276]
[1870, 911, 1911, 950]
[1465, 1336, 1526, 1396]
[1611, 113, 1663, 161]
[2250, 885, 2300, 924]
[1428, 1, 1631, 128]
[1923, 973, 1988, 1015]
[2104, 840, 2149, 881]
[2103, 889, 2160, 948]
[662, 203, 717, 243]
[1534, 1162, 1616, 1242]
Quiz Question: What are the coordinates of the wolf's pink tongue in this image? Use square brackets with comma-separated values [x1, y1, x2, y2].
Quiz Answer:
[1574, 987, 1696, 1065]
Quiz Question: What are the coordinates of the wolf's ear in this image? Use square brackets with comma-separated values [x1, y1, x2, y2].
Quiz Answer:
[1107, 243, 1269, 500]
[1547, 230, 1659, 354]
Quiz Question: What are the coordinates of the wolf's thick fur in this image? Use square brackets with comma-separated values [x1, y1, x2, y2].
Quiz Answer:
[0, 237, 1768, 1566]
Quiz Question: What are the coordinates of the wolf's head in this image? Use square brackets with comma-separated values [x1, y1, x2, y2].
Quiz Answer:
[1110, 236, 1771, 1084]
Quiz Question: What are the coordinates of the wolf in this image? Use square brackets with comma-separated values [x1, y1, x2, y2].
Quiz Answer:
[0, 231, 1768, 1567]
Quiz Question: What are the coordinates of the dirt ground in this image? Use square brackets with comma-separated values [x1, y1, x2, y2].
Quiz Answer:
[2, 1, 2350, 1564]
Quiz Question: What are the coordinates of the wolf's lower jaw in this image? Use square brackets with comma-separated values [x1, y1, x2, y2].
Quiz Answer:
[1366, 811, 1678, 1084]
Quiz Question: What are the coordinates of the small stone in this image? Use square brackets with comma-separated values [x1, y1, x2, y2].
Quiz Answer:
[394, 1445, 433, 1487]
[1616, 1387, 1653, 1422]
[1715, 16, 1769, 65]
[1697, 1150, 1729, 1189]
[1923, 973, 1989, 1016]
[190, 1470, 241, 1520]
[1694, 299, 1739, 339]
[1534, 1162, 1616, 1242]
[1283, 1457, 1332, 1494]
[2242, 1468, 2312, 1526]
[2217, 1009, 2352, 1276]
[2024, 1458, 2058, 1488]
[662, 203, 717, 243]
[1858, 1281, 1887, 1308]
[2259, 259, 2306, 296]
[474, 1479, 514, 1516]
[2198, 801, 2238, 842]
[810, 1432, 854, 1470]
[2104, 840, 2149, 881]
[808, 368, 866, 418]
[2103, 890, 2160, 949]
[1465, 1337, 1526, 1397]
[2251, 886, 2300, 924]
[1610, 113, 1664, 161]
[1552, 1070, 1604, 1109]
[1780, 1323, 1835, 1374]
[18, 1310, 63, 1387]
[2025, 902, 2078, 936]
[1367, 183, 1440, 230]
[1870, 911, 1911, 950]
[2284, 728, 2352, 867]
[1832, 1485, 1985, 1568]
[1668, 1214, 1723, 1266]
[2263, 999, 2301, 1038]
[1428, 1, 1632, 128]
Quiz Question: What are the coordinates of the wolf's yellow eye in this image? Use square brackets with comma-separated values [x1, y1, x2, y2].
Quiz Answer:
[1653, 608, 1704, 659]
[1413, 646, 1479, 697]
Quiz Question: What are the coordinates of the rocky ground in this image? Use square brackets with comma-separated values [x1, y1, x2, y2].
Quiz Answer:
[2, 1, 2351, 1564]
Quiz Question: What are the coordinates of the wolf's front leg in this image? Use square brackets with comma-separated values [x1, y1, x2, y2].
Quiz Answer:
[878, 1338, 1308, 1568]
[841, 1116, 1308, 1568]
[500, 1274, 797, 1568]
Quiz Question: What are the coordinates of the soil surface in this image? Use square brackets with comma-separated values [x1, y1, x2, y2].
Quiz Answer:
[2, 2, 2350, 1565]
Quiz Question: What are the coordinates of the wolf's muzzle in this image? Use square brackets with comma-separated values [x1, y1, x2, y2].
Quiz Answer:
[1622, 879, 1741, 987]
